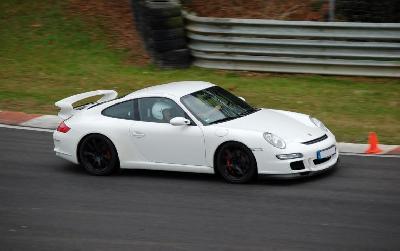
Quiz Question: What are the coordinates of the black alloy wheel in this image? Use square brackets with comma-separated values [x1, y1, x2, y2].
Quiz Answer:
[79, 134, 119, 175]
[216, 142, 257, 183]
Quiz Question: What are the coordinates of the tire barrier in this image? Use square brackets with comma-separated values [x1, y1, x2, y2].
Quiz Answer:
[130, 0, 191, 68]
[184, 11, 400, 77]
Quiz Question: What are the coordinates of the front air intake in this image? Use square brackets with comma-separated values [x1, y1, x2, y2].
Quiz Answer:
[313, 156, 331, 165]
[290, 160, 305, 170]
[302, 134, 328, 145]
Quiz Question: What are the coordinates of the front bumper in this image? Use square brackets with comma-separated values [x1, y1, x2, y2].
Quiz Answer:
[260, 157, 339, 179]
[254, 134, 339, 175]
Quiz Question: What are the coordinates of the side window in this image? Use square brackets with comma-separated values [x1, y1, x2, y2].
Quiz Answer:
[102, 100, 134, 120]
[137, 97, 189, 124]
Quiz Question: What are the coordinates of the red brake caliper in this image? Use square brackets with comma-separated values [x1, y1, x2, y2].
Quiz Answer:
[226, 158, 235, 175]
[104, 150, 111, 160]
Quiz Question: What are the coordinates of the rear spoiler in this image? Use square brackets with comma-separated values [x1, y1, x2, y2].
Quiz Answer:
[55, 90, 118, 119]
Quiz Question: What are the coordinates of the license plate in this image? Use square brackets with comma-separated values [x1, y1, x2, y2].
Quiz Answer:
[317, 145, 336, 159]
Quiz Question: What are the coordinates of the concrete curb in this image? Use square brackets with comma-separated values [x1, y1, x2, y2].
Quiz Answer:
[1, 110, 399, 155]
[20, 115, 62, 129]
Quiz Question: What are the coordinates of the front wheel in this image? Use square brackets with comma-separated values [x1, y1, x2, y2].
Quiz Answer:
[216, 142, 257, 183]
[78, 134, 119, 176]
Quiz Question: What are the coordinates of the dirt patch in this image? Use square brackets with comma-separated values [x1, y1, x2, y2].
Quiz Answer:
[183, 0, 329, 21]
[68, 0, 150, 65]
[65, 0, 330, 68]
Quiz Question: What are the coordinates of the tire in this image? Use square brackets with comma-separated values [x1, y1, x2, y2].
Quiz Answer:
[144, 1, 181, 18]
[215, 142, 257, 183]
[147, 16, 184, 30]
[155, 49, 191, 68]
[130, 0, 145, 24]
[78, 134, 119, 176]
[149, 28, 185, 41]
[151, 38, 187, 52]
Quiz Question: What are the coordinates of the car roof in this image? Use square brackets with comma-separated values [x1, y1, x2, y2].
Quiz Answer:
[125, 81, 215, 98]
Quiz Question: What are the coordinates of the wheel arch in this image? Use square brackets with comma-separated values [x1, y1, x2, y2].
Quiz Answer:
[76, 133, 120, 167]
[213, 140, 258, 171]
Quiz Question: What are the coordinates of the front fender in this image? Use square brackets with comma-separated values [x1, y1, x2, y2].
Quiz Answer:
[203, 126, 268, 167]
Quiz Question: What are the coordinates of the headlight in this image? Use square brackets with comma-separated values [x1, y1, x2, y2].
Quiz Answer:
[310, 116, 328, 132]
[263, 132, 286, 149]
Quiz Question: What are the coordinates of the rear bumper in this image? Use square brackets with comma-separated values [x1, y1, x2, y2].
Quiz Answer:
[53, 130, 79, 164]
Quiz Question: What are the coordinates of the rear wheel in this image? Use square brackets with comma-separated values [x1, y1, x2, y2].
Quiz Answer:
[79, 134, 119, 175]
[216, 142, 257, 183]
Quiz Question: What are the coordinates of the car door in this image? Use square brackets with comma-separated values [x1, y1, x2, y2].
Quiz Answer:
[129, 97, 206, 166]
[101, 99, 145, 164]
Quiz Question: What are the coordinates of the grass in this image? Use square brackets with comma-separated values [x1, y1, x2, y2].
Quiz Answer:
[0, 0, 399, 144]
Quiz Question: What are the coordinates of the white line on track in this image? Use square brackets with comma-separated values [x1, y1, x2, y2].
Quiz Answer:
[1, 123, 399, 158]
[0, 123, 54, 133]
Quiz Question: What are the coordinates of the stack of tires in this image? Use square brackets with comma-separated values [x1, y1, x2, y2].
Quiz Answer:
[131, 0, 191, 68]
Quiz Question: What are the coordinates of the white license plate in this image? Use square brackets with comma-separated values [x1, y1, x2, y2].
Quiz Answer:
[317, 145, 336, 159]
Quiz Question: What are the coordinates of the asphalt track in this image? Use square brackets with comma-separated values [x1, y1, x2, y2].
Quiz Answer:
[0, 127, 399, 251]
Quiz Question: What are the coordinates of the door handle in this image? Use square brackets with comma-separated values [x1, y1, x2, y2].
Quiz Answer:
[131, 131, 145, 138]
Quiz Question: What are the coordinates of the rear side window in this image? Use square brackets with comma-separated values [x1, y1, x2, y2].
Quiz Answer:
[136, 97, 188, 123]
[102, 100, 134, 120]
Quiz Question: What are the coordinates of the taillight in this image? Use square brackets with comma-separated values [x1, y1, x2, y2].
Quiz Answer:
[57, 121, 71, 133]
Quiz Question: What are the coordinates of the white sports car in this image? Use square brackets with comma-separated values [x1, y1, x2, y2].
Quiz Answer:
[53, 81, 339, 183]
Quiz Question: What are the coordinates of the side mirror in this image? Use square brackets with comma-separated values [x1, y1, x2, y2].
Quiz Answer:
[170, 117, 190, 126]
[238, 96, 246, 102]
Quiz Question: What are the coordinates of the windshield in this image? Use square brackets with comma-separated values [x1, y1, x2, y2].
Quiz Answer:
[180, 86, 259, 125]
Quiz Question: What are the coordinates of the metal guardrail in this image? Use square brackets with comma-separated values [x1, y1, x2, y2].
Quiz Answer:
[183, 12, 400, 77]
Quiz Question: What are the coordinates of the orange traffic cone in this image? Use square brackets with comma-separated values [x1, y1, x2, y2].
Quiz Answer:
[365, 132, 382, 154]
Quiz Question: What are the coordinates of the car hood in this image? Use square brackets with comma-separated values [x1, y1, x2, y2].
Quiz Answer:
[217, 108, 325, 143]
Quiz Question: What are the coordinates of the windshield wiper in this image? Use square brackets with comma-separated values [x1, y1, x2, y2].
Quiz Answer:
[208, 116, 237, 125]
